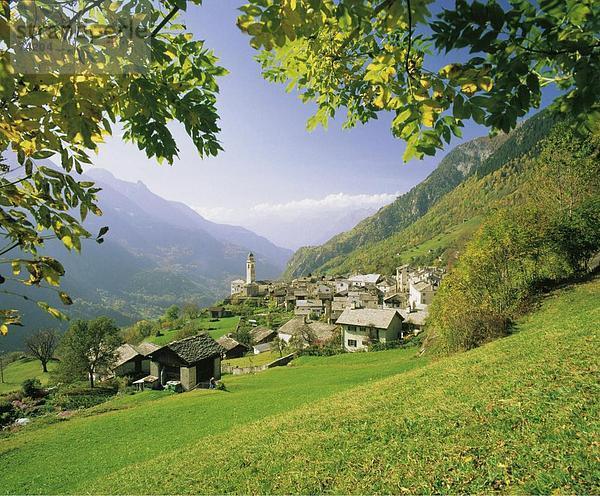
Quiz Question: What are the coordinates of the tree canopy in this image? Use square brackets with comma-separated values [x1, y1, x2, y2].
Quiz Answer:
[237, 0, 599, 160]
[56, 316, 122, 388]
[0, 0, 225, 332]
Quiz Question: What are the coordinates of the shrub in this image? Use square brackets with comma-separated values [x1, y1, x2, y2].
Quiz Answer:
[369, 340, 402, 352]
[0, 399, 16, 427]
[426, 126, 600, 355]
[48, 386, 116, 411]
[22, 378, 43, 398]
[297, 344, 344, 357]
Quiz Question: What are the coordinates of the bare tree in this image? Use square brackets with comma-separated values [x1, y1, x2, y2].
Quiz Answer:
[26, 330, 59, 373]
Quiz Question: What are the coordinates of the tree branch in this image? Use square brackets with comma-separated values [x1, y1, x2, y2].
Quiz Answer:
[151, 5, 180, 38]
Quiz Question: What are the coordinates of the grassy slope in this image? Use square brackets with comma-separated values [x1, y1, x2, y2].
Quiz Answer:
[223, 350, 282, 367]
[0, 347, 424, 494]
[96, 276, 599, 494]
[0, 277, 596, 493]
[145, 315, 240, 346]
[0, 359, 57, 394]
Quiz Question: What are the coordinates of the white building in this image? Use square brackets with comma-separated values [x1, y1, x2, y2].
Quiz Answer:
[409, 281, 435, 309]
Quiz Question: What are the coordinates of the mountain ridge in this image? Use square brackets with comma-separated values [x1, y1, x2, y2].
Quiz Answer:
[1, 165, 292, 351]
[284, 111, 555, 278]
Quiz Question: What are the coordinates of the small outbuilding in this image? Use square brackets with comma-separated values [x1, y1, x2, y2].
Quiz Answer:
[249, 326, 277, 345]
[149, 333, 225, 391]
[217, 335, 250, 359]
[208, 306, 231, 318]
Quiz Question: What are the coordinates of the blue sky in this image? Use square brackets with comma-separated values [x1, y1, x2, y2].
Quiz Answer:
[91, 0, 557, 248]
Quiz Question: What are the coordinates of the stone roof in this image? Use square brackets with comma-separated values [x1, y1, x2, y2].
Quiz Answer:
[114, 342, 160, 368]
[250, 326, 276, 344]
[412, 281, 434, 292]
[336, 308, 403, 329]
[161, 333, 225, 365]
[349, 274, 382, 284]
[114, 344, 139, 368]
[398, 309, 429, 326]
[295, 299, 323, 308]
[278, 318, 337, 341]
[384, 292, 407, 302]
[217, 335, 249, 352]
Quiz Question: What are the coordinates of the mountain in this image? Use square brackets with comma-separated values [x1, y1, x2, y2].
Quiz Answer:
[1, 167, 292, 351]
[284, 111, 556, 277]
[87, 170, 292, 268]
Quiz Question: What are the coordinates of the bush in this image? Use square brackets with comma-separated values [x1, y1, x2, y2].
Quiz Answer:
[297, 344, 344, 357]
[369, 340, 402, 352]
[22, 378, 43, 398]
[0, 399, 16, 427]
[48, 385, 116, 411]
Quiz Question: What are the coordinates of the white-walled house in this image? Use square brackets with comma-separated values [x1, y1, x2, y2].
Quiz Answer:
[336, 308, 404, 351]
[409, 281, 435, 309]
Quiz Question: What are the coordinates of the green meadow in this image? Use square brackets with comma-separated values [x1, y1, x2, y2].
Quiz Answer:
[0, 277, 598, 494]
[145, 315, 240, 346]
[0, 358, 57, 394]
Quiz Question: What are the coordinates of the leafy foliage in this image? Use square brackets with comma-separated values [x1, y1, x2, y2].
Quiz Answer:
[238, 0, 599, 160]
[0, 0, 226, 331]
[21, 377, 42, 398]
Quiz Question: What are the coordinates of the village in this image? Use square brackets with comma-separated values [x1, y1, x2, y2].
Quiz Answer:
[109, 253, 444, 392]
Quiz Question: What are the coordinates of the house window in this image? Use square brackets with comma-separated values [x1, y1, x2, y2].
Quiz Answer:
[348, 325, 356, 332]
[347, 339, 357, 347]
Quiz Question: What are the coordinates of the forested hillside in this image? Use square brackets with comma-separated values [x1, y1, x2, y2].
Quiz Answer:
[284, 112, 555, 277]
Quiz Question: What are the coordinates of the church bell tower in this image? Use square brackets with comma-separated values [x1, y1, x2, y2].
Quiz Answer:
[246, 252, 256, 284]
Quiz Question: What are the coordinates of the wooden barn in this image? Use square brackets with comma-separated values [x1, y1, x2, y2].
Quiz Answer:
[216, 335, 249, 359]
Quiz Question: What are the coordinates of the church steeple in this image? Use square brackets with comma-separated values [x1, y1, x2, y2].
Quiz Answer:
[246, 252, 256, 284]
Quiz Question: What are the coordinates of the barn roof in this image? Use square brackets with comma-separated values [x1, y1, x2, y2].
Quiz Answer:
[336, 308, 403, 329]
[217, 335, 249, 352]
[250, 326, 276, 343]
[114, 342, 160, 368]
[157, 333, 225, 365]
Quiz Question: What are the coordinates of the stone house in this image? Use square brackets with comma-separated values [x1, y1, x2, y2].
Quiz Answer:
[113, 342, 159, 378]
[383, 292, 408, 309]
[294, 299, 325, 318]
[336, 308, 404, 352]
[409, 281, 435, 309]
[348, 273, 382, 288]
[399, 308, 429, 335]
[230, 279, 245, 295]
[278, 317, 337, 346]
[149, 334, 224, 390]
[253, 342, 273, 354]
[208, 306, 231, 318]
